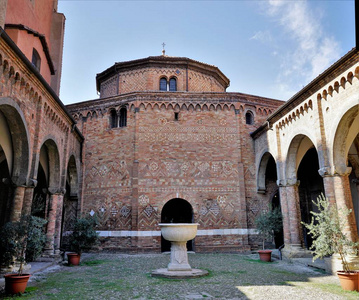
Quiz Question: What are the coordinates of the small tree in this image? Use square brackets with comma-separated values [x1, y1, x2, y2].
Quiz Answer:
[255, 206, 283, 250]
[0, 215, 47, 275]
[302, 194, 358, 272]
[68, 217, 99, 255]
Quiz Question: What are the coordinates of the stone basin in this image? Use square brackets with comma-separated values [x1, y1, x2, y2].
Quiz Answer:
[151, 222, 208, 278]
[159, 223, 199, 242]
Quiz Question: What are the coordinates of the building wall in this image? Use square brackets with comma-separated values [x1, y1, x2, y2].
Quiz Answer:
[68, 92, 283, 252]
[253, 50, 359, 260]
[4, 0, 65, 94]
[0, 31, 82, 255]
[100, 64, 227, 98]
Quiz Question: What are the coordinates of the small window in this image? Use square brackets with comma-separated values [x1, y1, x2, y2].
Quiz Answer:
[169, 78, 177, 91]
[110, 109, 118, 128]
[160, 78, 167, 91]
[32, 48, 41, 71]
[174, 112, 179, 121]
[245, 111, 254, 125]
[119, 107, 127, 127]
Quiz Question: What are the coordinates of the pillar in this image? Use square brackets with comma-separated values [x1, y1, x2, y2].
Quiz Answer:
[43, 190, 60, 256]
[279, 179, 309, 258]
[321, 167, 358, 242]
[321, 166, 359, 272]
[9, 185, 26, 222]
[54, 191, 65, 255]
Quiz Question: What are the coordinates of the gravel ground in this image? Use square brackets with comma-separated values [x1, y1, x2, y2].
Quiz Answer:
[1, 253, 357, 300]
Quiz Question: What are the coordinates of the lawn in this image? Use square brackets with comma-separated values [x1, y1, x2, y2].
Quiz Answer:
[1, 253, 358, 299]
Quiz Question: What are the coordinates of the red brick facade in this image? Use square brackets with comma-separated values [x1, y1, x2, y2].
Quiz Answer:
[67, 58, 283, 252]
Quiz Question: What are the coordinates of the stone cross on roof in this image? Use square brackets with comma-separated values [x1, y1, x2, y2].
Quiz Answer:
[162, 42, 166, 56]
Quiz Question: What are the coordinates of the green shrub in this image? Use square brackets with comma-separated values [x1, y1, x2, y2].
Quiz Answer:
[255, 206, 282, 250]
[302, 193, 358, 272]
[68, 217, 99, 254]
[0, 215, 47, 274]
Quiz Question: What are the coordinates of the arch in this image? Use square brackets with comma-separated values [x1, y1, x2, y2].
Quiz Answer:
[257, 151, 277, 193]
[328, 86, 333, 96]
[169, 77, 177, 92]
[119, 107, 127, 127]
[0, 98, 30, 184]
[340, 77, 346, 89]
[159, 77, 167, 91]
[61, 154, 80, 247]
[38, 138, 61, 191]
[245, 110, 254, 125]
[334, 81, 340, 93]
[297, 147, 325, 249]
[333, 105, 359, 173]
[109, 108, 118, 128]
[285, 134, 316, 180]
[161, 198, 194, 252]
[347, 72, 354, 84]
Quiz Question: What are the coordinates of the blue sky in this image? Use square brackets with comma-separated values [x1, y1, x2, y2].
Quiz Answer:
[58, 0, 355, 105]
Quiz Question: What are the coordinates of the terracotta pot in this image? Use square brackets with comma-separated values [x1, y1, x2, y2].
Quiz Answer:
[258, 250, 272, 262]
[337, 271, 359, 291]
[4, 273, 31, 294]
[67, 252, 81, 265]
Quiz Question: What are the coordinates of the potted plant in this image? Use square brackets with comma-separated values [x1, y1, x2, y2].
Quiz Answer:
[255, 205, 282, 262]
[0, 215, 47, 294]
[302, 194, 359, 291]
[67, 217, 99, 265]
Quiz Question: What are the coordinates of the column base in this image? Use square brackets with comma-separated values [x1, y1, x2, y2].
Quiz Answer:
[282, 244, 312, 259]
[167, 262, 192, 271]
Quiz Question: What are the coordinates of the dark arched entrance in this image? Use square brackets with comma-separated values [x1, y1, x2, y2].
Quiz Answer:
[0, 149, 13, 228]
[161, 198, 194, 252]
[271, 191, 284, 248]
[298, 147, 324, 249]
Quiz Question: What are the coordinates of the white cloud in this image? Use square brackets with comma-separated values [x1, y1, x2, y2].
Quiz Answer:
[250, 31, 273, 44]
[264, 0, 341, 98]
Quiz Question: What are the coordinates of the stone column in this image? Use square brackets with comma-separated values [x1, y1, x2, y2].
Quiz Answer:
[322, 167, 358, 242]
[279, 179, 308, 258]
[54, 190, 65, 255]
[277, 180, 291, 245]
[9, 185, 26, 222]
[43, 189, 60, 256]
[21, 181, 36, 216]
[320, 166, 359, 272]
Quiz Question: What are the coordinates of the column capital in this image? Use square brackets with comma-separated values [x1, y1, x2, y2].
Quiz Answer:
[48, 187, 66, 195]
[277, 178, 300, 187]
[319, 165, 352, 177]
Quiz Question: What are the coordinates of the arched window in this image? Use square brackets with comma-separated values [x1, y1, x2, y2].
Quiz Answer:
[110, 109, 118, 128]
[245, 111, 254, 125]
[32, 48, 41, 71]
[160, 78, 167, 91]
[169, 78, 177, 91]
[119, 107, 127, 127]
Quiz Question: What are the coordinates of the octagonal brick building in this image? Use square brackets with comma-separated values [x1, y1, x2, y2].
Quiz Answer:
[66, 54, 283, 252]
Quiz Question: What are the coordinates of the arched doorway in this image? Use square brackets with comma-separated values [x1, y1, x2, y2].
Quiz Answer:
[0, 100, 30, 225]
[61, 155, 79, 249]
[0, 145, 13, 227]
[333, 105, 359, 237]
[257, 152, 284, 248]
[161, 198, 194, 252]
[297, 147, 324, 249]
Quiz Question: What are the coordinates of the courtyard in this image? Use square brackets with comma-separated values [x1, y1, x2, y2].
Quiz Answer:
[1, 253, 358, 300]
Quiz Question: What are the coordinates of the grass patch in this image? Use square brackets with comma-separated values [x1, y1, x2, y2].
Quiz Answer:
[82, 259, 108, 266]
[310, 282, 359, 299]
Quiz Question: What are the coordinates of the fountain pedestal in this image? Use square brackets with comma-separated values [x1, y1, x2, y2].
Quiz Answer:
[151, 223, 209, 279]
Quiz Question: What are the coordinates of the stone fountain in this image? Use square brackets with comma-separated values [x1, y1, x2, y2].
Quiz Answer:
[151, 223, 209, 278]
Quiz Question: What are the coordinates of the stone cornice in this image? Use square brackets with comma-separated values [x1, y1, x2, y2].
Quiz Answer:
[66, 91, 283, 114]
